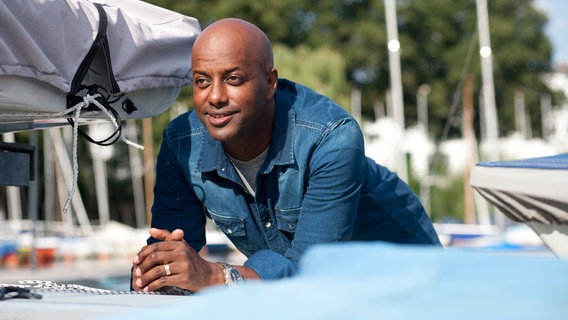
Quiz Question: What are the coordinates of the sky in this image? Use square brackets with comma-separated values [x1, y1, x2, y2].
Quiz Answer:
[535, 0, 568, 66]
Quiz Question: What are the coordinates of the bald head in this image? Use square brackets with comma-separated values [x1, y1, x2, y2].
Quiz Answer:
[193, 18, 274, 71]
[190, 18, 279, 160]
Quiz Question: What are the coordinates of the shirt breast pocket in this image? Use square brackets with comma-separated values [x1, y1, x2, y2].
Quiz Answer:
[207, 210, 246, 237]
[275, 208, 300, 233]
[206, 209, 260, 257]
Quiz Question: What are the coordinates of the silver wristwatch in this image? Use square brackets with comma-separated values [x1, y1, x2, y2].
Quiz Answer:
[218, 262, 243, 287]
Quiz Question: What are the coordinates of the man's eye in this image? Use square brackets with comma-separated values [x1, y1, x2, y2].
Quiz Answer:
[226, 76, 243, 85]
[194, 78, 210, 88]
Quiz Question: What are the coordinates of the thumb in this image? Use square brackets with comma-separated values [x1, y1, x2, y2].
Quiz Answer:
[149, 228, 185, 241]
[149, 228, 171, 241]
[170, 229, 185, 241]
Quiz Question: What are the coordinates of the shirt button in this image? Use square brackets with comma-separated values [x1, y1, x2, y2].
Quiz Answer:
[227, 228, 232, 234]
[264, 221, 271, 229]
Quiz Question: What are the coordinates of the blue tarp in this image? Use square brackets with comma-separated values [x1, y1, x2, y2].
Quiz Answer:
[104, 242, 568, 319]
[477, 153, 568, 170]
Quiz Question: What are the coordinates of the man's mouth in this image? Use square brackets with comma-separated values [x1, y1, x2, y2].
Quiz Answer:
[210, 113, 229, 118]
[207, 112, 233, 126]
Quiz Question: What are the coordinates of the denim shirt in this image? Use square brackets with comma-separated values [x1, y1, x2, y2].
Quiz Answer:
[150, 79, 440, 280]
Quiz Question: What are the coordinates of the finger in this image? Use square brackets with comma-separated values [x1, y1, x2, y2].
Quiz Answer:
[134, 244, 156, 266]
[137, 228, 175, 262]
[136, 238, 190, 267]
[131, 265, 143, 291]
[139, 263, 175, 292]
[135, 229, 177, 265]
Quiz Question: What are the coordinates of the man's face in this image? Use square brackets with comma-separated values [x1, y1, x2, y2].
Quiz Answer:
[191, 33, 275, 151]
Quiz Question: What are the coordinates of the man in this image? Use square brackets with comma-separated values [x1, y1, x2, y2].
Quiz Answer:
[132, 18, 440, 293]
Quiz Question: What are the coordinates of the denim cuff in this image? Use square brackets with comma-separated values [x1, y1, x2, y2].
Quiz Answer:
[244, 249, 299, 280]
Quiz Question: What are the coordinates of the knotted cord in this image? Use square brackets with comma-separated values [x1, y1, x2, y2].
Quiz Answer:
[61, 93, 144, 214]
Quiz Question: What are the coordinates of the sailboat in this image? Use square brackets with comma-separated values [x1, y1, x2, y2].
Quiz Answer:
[470, 153, 568, 258]
[467, 0, 568, 259]
[0, 0, 200, 133]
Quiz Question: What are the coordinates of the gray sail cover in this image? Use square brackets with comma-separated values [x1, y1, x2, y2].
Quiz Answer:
[0, 0, 200, 94]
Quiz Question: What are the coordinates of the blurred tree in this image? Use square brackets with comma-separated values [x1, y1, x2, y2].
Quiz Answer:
[274, 44, 350, 109]
[148, 0, 556, 141]
[398, 0, 554, 139]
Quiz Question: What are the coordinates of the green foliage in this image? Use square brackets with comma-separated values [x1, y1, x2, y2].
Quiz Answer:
[274, 44, 351, 110]
[147, 0, 558, 141]
[406, 152, 465, 223]
[429, 174, 466, 223]
[396, 0, 554, 138]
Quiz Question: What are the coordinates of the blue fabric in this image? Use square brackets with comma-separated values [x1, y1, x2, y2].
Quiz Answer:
[477, 153, 568, 169]
[150, 79, 440, 279]
[106, 242, 568, 320]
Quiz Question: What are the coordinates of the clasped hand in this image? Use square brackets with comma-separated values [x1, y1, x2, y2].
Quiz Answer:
[131, 228, 217, 292]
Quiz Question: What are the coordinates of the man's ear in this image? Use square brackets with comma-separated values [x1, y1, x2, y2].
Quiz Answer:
[266, 67, 278, 99]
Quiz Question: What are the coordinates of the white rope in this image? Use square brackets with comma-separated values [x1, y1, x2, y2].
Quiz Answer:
[62, 99, 83, 214]
[85, 97, 145, 150]
[59, 94, 144, 214]
[0, 108, 100, 119]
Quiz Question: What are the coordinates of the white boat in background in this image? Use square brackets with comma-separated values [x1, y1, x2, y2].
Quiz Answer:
[470, 153, 568, 259]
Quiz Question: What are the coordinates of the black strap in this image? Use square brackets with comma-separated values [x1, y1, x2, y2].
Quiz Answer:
[66, 3, 124, 147]
[68, 2, 120, 95]
[0, 286, 42, 300]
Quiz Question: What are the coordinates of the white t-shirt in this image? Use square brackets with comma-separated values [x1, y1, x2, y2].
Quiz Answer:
[229, 148, 268, 196]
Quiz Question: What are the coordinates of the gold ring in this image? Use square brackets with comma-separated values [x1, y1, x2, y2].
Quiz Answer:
[164, 264, 171, 276]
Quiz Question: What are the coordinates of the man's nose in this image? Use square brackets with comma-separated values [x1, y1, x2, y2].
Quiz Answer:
[209, 81, 228, 107]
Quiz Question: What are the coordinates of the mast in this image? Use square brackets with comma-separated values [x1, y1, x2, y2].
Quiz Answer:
[463, 75, 476, 224]
[476, 0, 499, 161]
[384, 0, 408, 181]
[476, 0, 505, 228]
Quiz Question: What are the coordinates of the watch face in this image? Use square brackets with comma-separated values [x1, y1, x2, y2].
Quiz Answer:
[229, 268, 243, 282]
[220, 262, 243, 286]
